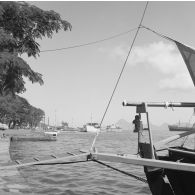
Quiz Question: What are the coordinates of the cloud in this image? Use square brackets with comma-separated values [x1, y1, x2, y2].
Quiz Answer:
[102, 41, 194, 89]
[159, 73, 193, 89]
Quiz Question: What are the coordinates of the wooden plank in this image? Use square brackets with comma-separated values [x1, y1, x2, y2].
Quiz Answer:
[67, 152, 75, 156]
[79, 150, 88, 153]
[33, 157, 40, 161]
[92, 152, 195, 173]
[15, 160, 21, 164]
[16, 158, 36, 165]
[0, 152, 90, 170]
[50, 154, 57, 158]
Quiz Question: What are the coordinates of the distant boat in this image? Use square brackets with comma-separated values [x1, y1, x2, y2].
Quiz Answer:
[44, 131, 58, 140]
[168, 124, 195, 131]
[10, 131, 58, 141]
[169, 108, 195, 131]
[168, 118, 195, 131]
[78, 127, 87, 132]
[84, 123, 100, 133]
[106, 124, 121, 131]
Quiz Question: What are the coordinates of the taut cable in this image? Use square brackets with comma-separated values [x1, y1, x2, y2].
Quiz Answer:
[90, 2, 149, 151]
[140, 25, 174, 42]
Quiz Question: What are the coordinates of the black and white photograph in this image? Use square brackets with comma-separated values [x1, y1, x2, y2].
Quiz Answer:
[1, 1, 195, 194]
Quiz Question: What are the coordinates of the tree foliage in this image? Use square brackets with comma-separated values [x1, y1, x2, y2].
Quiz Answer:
[0, 94, 45, 128]
[0, 2, 71, 128]
[0, 1, 71, 95]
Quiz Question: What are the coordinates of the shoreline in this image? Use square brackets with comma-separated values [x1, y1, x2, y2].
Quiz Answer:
[0, 129, 35, 138]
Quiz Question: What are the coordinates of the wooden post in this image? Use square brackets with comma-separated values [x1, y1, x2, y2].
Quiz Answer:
[138, 113, 141, 154]
[194, 135, 195, 150]
[146, 111, 155, 159]
[136, 103, 155, 159]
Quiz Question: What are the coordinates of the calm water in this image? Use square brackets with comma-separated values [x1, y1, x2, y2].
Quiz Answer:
[0, 129, 187, 194]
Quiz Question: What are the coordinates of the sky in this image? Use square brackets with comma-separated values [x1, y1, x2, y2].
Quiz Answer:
[20, 1, 195, 127]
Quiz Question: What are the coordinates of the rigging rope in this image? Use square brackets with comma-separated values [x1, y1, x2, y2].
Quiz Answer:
[93, 159, 148, 184]
[40, 27, 139, 53]
[90, 1, 149, 151]
[36, 158, 148, 183]
[140, 25, 175, 43]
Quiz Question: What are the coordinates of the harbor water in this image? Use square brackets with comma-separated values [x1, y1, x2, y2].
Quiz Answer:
[0, 129, 186, 194]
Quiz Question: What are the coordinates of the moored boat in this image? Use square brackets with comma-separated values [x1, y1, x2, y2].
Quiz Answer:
[84, 123, 100, 133]
[168, 124, 195, 131]
[106, 124, 121, 131]
[10, 131, 57, 141]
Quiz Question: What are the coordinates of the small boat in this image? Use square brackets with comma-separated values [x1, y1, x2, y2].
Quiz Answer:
[44, 131, 58, 140]
[84, 123, 100, 133]
[168, 124, 195, 131]
[78, 127, 87, 132]
[10, 131, 57, 142]
[169, 110, 195, 131]
[106, 124, 121, 131]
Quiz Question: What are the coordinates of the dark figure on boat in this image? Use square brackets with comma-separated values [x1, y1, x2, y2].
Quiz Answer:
[132, 115, 143, 132]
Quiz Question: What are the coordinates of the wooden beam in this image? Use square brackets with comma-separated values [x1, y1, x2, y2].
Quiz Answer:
[155, 130, 195, 149]
[79, 150, 88, 153]
[0, 152, 90, 170]
[33, 157, 40, 161]
[92, 152, 195, 172]
[122, 101, 195, 108]
[50, 154, 57, 158]
[67, 152, 75, 156]
[15, 160, 21, 164]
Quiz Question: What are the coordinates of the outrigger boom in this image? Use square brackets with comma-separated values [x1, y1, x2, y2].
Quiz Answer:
[122, 100, 195, 108]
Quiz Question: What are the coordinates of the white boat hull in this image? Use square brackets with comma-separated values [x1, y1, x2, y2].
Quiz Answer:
[85, 125, 100, 133]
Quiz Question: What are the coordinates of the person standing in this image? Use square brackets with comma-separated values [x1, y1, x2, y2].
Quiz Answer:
[132, 115, 143, 132]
